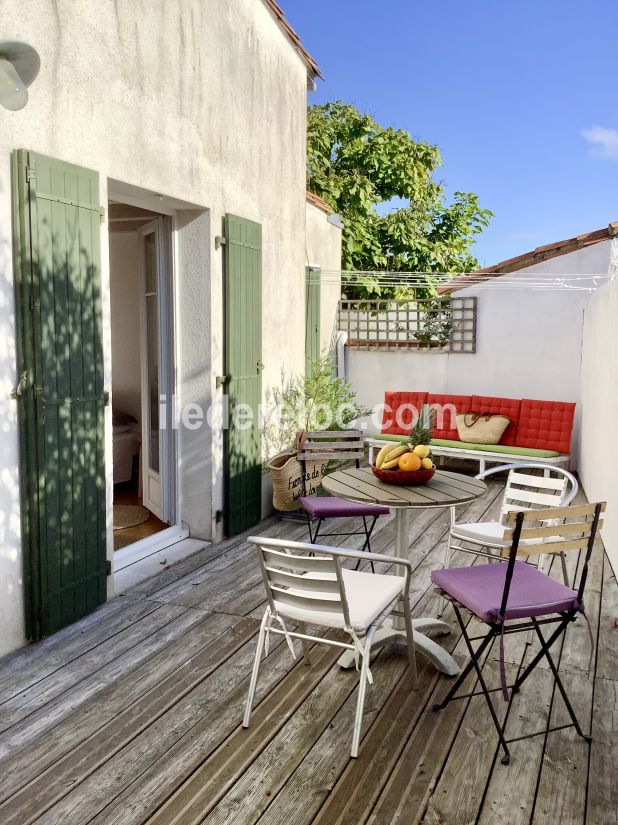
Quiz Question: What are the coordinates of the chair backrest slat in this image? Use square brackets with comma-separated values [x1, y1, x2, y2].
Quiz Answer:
[269, 587, 342, 614]
[254, 540, 351, 626]
[499, 501, 605, 619]
[504, 502, 605, 558]
[304, 430, 360, 438]
[265, 567, 340, 594]
[262, 547, 336, 574]
[511, 519, 604, 542]
[505, 501, 606, 525]
[297, 450, 363, 461]
[302, 440, 364, 450]
[504, 486, 566, 508]
[502, 537, 591, 558]
[500, 468, 569, 523]
[508, 471, 566, 491]
[298, 429, 365, 465]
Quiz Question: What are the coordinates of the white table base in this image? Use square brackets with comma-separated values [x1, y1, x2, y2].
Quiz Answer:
[337, 616, 460, 676]
[338, 506, 461, 677]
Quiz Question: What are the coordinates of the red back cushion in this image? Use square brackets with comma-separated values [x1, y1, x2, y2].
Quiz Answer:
[427, 394, 472, 440]
[515, 399, 576, 453]
[381, 392, 428, 435]
[470, 395, 521, 446]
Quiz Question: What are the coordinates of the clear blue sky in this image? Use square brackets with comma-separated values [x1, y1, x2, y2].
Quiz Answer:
[285, 0, 618, 266]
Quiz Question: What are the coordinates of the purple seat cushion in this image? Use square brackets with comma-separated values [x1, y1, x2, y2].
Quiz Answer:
[431, 561, 580, 623]
[299, 495, 389, 519]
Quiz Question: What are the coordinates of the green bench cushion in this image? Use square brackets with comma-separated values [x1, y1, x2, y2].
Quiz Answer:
[372, 433, 562, 458]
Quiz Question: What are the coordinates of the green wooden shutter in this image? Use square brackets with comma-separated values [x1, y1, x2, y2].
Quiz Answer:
[223, 214, 262, 535]
[12, 149, 107, 640]
[305, 266, 321, 375]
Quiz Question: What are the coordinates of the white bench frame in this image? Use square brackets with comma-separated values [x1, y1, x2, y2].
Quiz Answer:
[366, 437, 570, 476]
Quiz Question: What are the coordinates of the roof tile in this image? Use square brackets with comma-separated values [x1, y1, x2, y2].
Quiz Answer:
[440, 221, 617, 293]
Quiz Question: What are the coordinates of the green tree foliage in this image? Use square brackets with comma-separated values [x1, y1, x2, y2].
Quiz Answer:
[307, 102, 492, 298]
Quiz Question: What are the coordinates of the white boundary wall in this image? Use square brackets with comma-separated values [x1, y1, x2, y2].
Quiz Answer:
[347, 241, 613, 465]
[579, 278, 618, 573]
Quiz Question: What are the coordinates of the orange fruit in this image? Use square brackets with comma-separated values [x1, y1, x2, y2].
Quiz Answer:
[399, 451, 422, 471]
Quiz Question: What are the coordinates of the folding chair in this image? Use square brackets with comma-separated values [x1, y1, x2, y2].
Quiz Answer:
[243, 536, 416, 758]
[298, 430, 389, 572]
[447, 463, 578, 584]
[431, 501, 605, 765]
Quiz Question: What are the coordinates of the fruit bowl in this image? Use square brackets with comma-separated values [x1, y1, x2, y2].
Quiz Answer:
[371, 464, 436, 486]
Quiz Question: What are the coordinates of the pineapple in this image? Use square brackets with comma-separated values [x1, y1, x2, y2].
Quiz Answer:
[409, 404, 435, 461]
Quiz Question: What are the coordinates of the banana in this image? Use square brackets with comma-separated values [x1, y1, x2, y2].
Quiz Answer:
[382, 456, 403, 469]
[384, 444, 410, 462]
[376, 442, 410, 468]
[375, 443, 394, 469]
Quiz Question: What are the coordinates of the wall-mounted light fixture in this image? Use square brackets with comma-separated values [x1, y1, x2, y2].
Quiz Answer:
[0, 41, 40, 111]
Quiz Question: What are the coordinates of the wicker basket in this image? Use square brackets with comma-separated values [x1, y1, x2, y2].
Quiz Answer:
[267, 444, 326, 512]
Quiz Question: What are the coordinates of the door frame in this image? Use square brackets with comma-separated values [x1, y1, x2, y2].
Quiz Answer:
[111, 208, 186, 573]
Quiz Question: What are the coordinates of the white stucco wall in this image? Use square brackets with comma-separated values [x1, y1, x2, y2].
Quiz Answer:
[579, 278, 618, 573]
[347, 241, 612, 462]
[0, 0, 310, 655]
[305, 201, 342, 352]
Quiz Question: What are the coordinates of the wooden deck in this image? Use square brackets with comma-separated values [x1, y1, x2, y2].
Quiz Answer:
[0, 475, 615, 825]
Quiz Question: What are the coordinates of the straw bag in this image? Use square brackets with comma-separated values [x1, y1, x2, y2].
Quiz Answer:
[456, 412, 510, 445]
[267, 432, 326, 512]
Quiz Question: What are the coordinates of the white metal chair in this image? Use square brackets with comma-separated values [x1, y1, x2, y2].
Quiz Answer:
[243, 536, 417, 758]
[447, 463, 578, 583]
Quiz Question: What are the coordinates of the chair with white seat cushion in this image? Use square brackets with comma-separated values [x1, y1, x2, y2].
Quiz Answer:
[447, 463, 578, 583]
[243, 536, 416, 758]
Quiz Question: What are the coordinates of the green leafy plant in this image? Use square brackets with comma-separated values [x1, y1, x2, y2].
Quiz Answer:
[262, 353, 369, 466]
[307, 101, 492, 300]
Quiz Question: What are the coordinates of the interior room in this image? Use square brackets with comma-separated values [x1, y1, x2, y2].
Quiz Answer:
[108, 202, 169, 551]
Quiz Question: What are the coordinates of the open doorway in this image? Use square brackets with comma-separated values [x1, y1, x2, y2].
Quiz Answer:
[108, 202, 177, 553]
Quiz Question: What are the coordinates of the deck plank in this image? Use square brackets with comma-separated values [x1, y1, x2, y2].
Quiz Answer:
[0, 604, 208, 759]
[530, 529, 604, 825]
[0, 474, 612, 825]
[0, 616, 258, 824]
[587, 555, 618, 825]
[0, 611, 237, 804]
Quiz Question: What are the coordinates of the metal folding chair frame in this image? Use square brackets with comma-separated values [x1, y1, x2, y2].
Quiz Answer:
[304, 510, 378, 572]
[300, 441, 385, 571]
[433, 501, 604, 765]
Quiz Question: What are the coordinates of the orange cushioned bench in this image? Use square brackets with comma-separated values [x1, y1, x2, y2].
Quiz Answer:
[367, 392, 575, 473]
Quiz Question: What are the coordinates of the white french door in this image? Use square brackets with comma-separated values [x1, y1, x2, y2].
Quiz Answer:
[139, 217, 176, 523]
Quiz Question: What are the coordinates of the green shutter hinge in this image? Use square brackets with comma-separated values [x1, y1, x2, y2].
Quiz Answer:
[214, 235, 226, 249]
[99, 206, 105, 224]
[103, 390, 110, 406]
[216, 375, 230, 389]
[106, 559, 112, 576]
[29, 294, 40, 311]
[33, 385, 44, 399]
[26, 166, 36, 183]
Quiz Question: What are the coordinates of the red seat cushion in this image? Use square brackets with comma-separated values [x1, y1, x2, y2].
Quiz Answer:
[426, 394, 472, 440]
[381, 391, 428, 436]
[470, 395, 521, 446]
[515, 399, 575, 453]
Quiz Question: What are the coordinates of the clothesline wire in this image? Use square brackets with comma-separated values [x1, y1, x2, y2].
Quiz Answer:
[304, 270, 613, 292]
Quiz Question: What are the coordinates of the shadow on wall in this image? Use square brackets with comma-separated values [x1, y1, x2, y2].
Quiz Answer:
[10, 205, 108, 643]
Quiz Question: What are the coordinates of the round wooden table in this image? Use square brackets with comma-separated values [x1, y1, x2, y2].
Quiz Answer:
[321, 466, 487, 676]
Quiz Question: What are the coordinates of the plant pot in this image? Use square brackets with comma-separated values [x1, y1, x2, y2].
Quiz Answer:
[268, 450, 326, 512]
